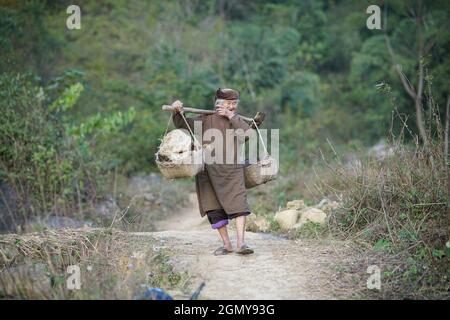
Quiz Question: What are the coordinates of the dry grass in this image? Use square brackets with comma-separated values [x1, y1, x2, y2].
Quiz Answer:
[309, 96, 449, 298]
[0, 228, 192, 299]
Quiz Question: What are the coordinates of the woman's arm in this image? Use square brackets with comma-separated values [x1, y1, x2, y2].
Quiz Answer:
[172, 111, 201, 131]
[170, 100, 201, 131]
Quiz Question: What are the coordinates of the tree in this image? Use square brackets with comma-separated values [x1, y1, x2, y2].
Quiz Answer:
[383, 0, 450, 145]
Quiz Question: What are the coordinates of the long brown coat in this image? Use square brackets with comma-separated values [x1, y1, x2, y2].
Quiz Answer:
[172, 111, 252, 217]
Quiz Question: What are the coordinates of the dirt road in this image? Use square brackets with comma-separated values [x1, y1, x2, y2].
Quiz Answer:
[136, 193, 362, 300]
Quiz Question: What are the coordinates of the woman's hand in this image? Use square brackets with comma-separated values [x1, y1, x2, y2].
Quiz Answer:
[171, 100, 184, 113]
[216, 105, 235, 120]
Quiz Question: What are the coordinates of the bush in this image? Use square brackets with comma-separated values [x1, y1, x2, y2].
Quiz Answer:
[314, 84, 449, 298]
[0, 73, 135, 232]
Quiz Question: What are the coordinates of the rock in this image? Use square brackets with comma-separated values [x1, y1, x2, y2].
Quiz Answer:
[95, 196, 120, 218]
[299, 208, 327, 225]
[25, 216, 96, 232]
[133, 193, 158, 204]
[132, 192, 163, 214]
[293, 222, 304, 229]
[275, 209, 299, 230]
[127, 174, 161, 195]
[317, 198, 341, 213]
[142, 193, 157, 202]
[254, 217, 270, 232]
[368, 140, 395, 160]
[320, 201, 341, 213]
[246, 214, 270, 232]
[330, 201, 341, 209]
[246, 214, 259, 231]
[286, 200, 306, 210]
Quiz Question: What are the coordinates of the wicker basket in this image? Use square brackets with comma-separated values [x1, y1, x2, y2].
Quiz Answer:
[156, 147, 203, 179]
[244, 156, 278, 189]
[155, 127, 204, 179]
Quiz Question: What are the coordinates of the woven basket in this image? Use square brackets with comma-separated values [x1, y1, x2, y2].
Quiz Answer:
[155, 126, 204, 179]
[156, 145, 203, 179]
[244, 156, 277, 189]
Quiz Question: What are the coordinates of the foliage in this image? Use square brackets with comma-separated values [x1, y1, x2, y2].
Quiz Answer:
[1, 1, 449, 173]
[0, 73, 134, 231]
[313, 82, 449, 298]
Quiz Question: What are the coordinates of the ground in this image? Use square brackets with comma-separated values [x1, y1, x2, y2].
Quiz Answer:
[141, 193, 365, 300]
[0, 192, 370, 300]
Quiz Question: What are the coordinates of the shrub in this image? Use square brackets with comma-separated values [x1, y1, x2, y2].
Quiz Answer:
[313, 82, 449, 298]
[0, 73, 135, 232]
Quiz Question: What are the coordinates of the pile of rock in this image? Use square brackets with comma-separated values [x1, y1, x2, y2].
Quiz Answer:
[247, 198, 341, 232]
[275, 200, 322, 230]
[275, 199, 341, 231]
[246, 214, 271, 232]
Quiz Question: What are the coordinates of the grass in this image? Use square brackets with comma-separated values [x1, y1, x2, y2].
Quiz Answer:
[0, 227, 192, 299]
[308, 100, 449, 298]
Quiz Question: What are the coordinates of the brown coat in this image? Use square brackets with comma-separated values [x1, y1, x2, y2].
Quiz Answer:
[172, 111, 252, 217]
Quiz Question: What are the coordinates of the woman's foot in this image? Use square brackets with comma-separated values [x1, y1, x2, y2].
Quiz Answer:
[213, 245, 234, 256]
[236, 244, 254, 255]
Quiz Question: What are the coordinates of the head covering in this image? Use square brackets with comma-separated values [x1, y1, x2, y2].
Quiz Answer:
[214, 88, 240, 101]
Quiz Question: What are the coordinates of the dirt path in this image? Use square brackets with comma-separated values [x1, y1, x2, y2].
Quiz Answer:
[135, 193, 360, 300]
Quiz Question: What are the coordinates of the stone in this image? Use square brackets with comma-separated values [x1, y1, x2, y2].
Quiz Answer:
[274, 209, 299, 230]
[254, 217, 270, 232]
[24, 216, 96, 232]
[321, 201, 341, 213]
[245, 213, 262, 232]
[286, 200, 306, 210]
[299, 208, 327, 225]
[127, 175, 160, 195]
[368, 140, 395, 160]
[95, 196, 120, 218]
[329, 201, 341, 210]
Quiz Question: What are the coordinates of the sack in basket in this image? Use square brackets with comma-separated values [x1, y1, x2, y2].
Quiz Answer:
[244, 155, 278, 188]
[155, 128, 203, 179]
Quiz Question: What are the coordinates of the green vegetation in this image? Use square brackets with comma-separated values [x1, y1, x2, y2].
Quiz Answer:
[318, 105, 448, 299]
[2, 1, 449, 173]
[0, 72, 135, 230]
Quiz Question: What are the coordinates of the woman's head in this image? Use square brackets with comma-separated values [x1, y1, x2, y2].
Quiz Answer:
[215, 88, 239, 112]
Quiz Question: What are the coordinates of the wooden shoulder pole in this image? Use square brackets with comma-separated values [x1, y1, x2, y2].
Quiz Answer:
[161, 105, 265, 125]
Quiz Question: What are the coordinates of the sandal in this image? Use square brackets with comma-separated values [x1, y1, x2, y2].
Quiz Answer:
[213, 246, 233, 256]
[236, 244, 254, 255]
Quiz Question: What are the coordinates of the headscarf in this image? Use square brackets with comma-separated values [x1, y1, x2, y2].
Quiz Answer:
[214, 88, 240, 101]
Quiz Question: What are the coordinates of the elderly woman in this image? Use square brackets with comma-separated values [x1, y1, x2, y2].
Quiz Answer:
[171, 88, 258, 255]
